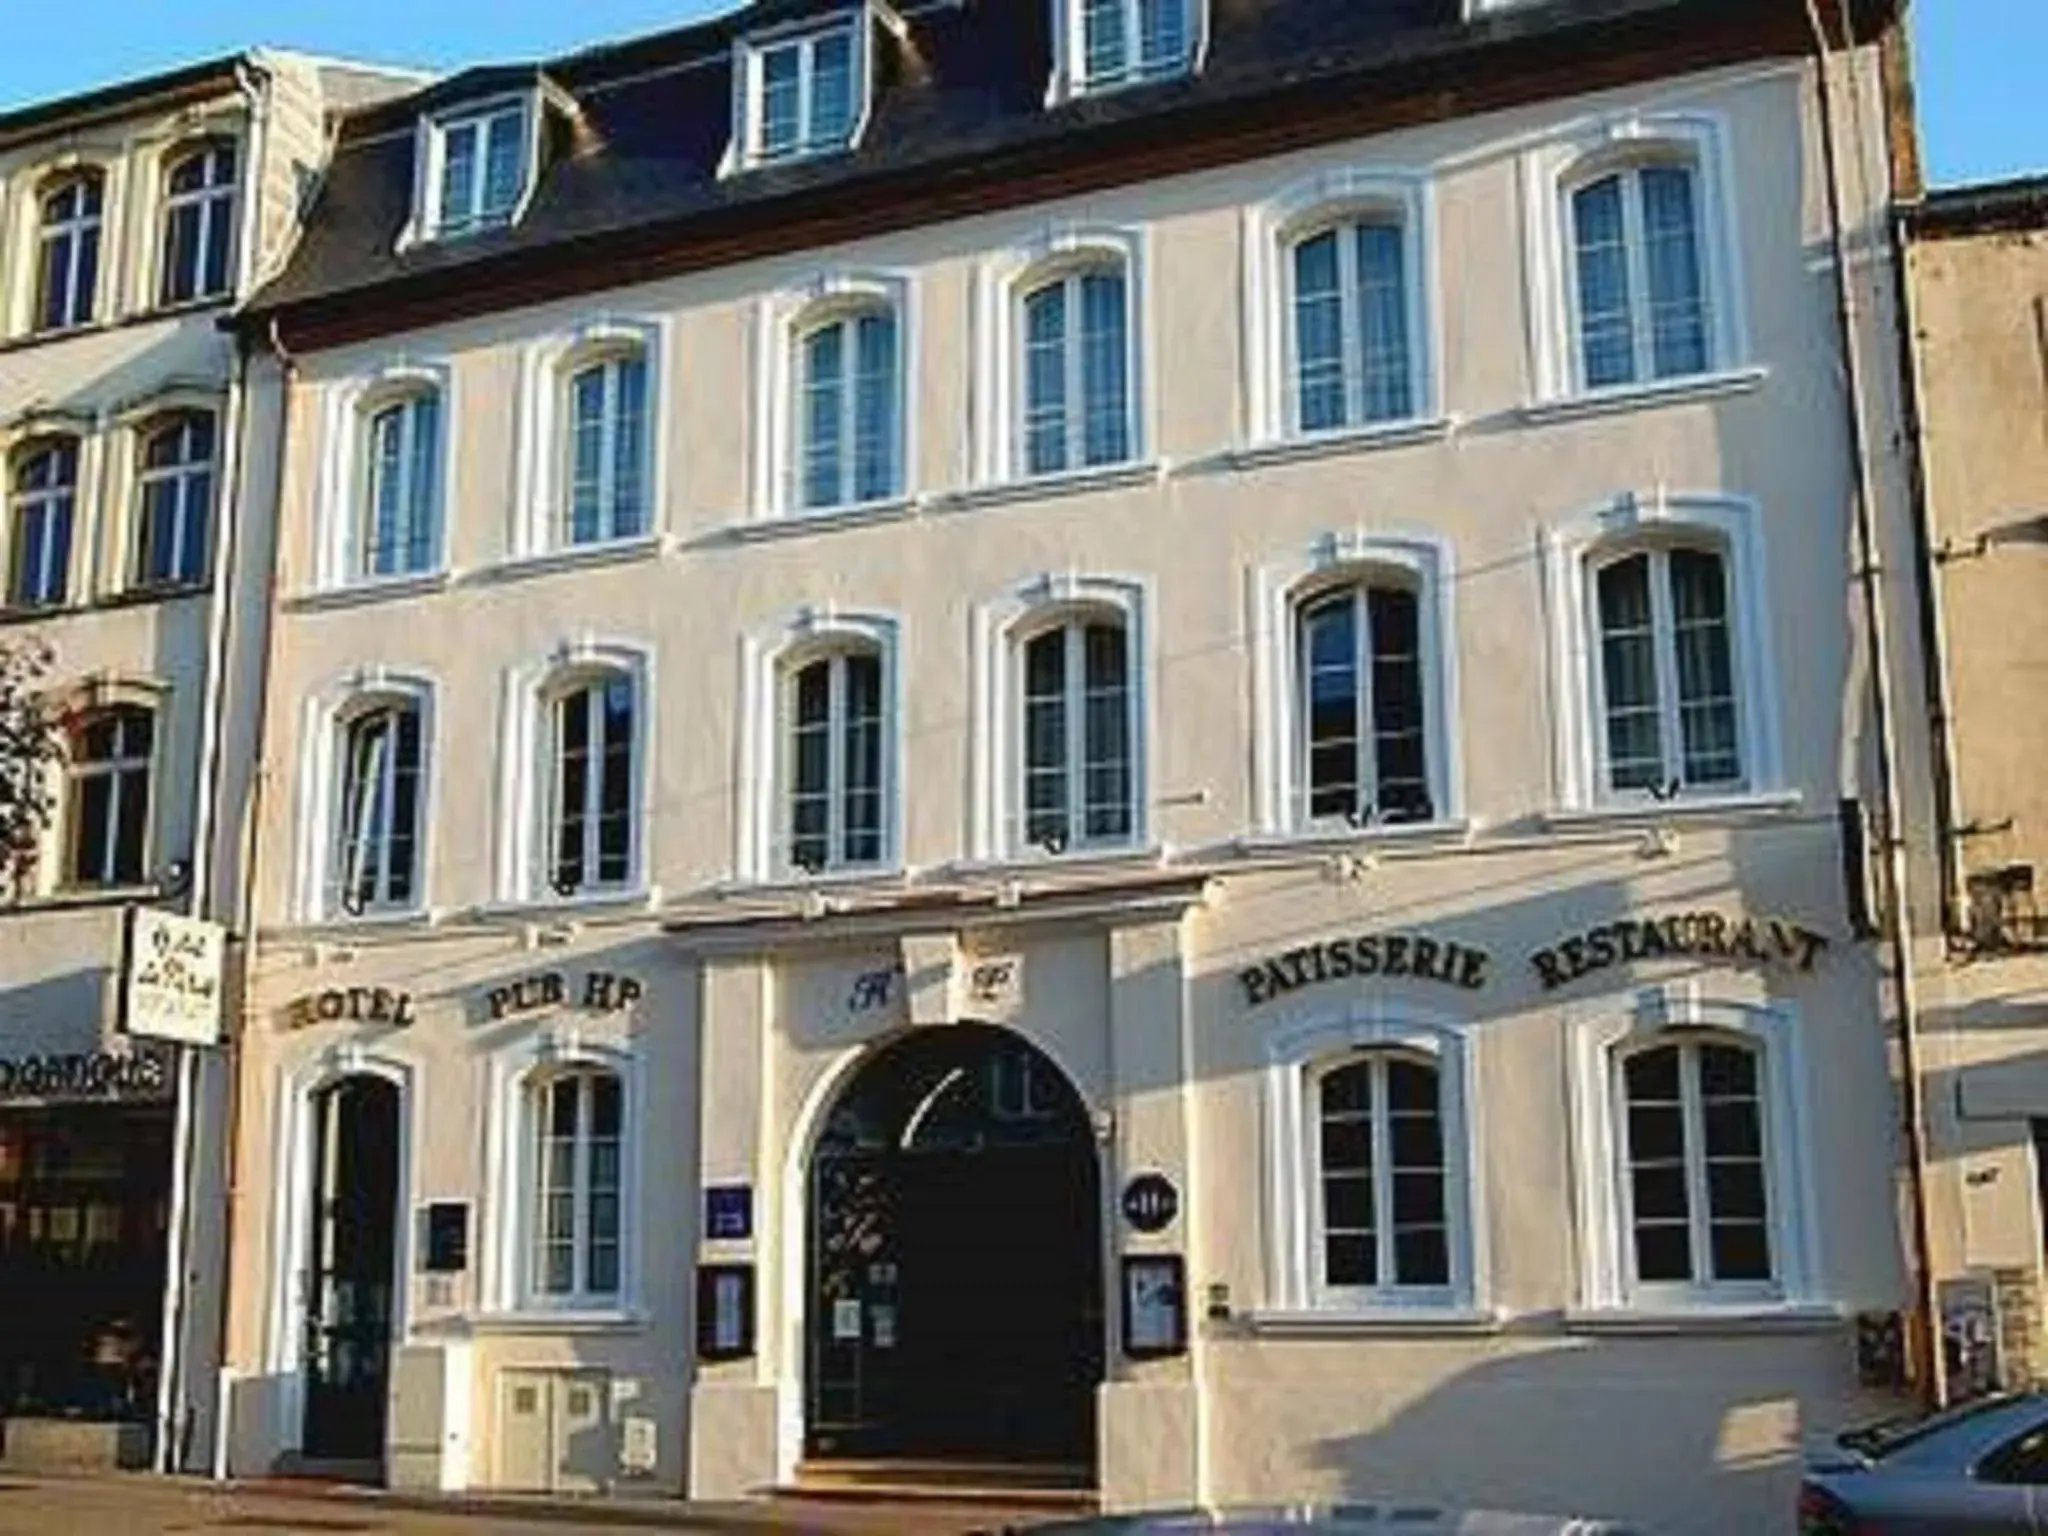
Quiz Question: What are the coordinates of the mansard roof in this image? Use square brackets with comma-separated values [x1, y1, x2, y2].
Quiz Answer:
[240, 0, 1903, 349]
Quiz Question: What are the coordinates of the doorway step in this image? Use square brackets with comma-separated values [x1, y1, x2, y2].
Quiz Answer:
[791, 1459, 1096, 1510]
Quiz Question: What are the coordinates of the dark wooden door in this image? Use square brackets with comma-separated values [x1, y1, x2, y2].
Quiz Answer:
[301, 1076, 399, 1464]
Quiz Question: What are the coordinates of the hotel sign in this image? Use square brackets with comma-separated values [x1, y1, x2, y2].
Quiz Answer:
[121, 908, 227, 1046]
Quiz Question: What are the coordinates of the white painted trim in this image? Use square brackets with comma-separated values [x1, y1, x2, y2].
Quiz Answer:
[263, 1045, 420, 1458]
[399, 90, 545, 250]
[1247, 529, 1464, 838]
[292, 666, 441, 924]
[1260, 1004, 1484, 1316]
[1539, 488, 1781, 813]
[313, 357, 456, 590]
[1045, 0, 1208, 104]
[1519, 110, 1748, 404]
[480, 1029, 646, 1317]
[735, 606, 905, 883]
[725, 8, 875, 175]
[968, 571, 1155, 862]
[971, 222, 1152, 486]
[1516, 365, 1767, 425]
[751, 268, 915, 519]
[512, 314, 672, 559]
[1563, 985, 1819, 1313]
[496, 635, 656, 905]
[1241, 166, 1440, 449]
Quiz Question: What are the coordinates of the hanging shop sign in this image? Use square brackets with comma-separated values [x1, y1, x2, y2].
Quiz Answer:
[0, 1046, 171, 1103]
[120, 908, 227, 1046]
[1527, 912, 1828, 992]
[283, 986, 418, 1030]
[1239, 931, 1492, 1006]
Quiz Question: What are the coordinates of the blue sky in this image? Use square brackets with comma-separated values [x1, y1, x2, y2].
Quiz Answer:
[0, 3, 2040, 188]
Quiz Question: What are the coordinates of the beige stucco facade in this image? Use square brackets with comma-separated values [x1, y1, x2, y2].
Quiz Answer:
[217, 41, 1921, 1535]
[1896, 190, 2048, 1388]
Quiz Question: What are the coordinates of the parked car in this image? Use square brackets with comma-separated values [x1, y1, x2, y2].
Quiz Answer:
[1800, 1392, 2048, 1533]
[1025, 1508, 1639, 1535]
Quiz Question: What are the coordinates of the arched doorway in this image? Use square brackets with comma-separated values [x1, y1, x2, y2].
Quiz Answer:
[299, 1074, 401, 1466]
[805, 1025, 1103, 1470]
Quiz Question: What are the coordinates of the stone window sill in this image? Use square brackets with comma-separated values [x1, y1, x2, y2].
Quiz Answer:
[1225, 416, 1455, 471]
[472, 885, 662, 923]
[1563, 1303, 1842, 1336]
[287, 569, 455, 611]
[1517, 366, 1769, 426]
[440, 1308, 649, 1337]
[4, 883, 164, 916]
[1244, 1306, 1500, 1338]
[716, 496, 922, 545]
[937, 459, 1165, 513]
[1234, 818, 1474, 858]
[476, 533, 667, 584]
[1542, 789, 1802, 832]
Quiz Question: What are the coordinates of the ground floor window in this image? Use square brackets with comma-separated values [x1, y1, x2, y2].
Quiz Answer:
[0, 1104, 172, 1421]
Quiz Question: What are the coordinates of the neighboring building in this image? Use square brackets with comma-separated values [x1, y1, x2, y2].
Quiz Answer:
[0, 51, 423, 1473]
[215, 0, 1919, 1528]
[1896, 174, 2048, 1394]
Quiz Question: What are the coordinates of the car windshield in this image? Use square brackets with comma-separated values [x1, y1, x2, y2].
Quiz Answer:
[1841, 1395, 2033, 1460]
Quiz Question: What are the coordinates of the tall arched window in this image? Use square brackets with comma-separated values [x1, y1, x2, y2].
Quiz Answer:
[359, 390, 442, 577]
[784, 648, 886, 874]
[795, 304, 900, 511]
[543, 671, 638, 897]
[1312, 1052, 1450, 1297]
[529, 1068, 624, 1303]
[7, 438, 79, 610]
[160, 141, 237, 306]
[36, 171, 103, 332]
[1019, 260, 1132, 476]
[1568, 156, 1710, 390]
[1019, 615, 1134, 854]
[66, 705, 154, 888]
[331, 700, 425, 916]
[1287, 215, 1412, 433]
[563, 348, 649, 545]
[1590, 542, 1741, 797]
[1294, 579, 1431, 827]
[134, 412, 215, 589]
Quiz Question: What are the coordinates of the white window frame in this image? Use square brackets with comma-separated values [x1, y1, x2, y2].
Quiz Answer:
[514, 316, 670, 558]
[754, 271, 913, 519]
[497, 638, 655, 908]
[1250, 531, 1462, 841]
[6, 434, 83, 611]
[737, 607, 904, 883]
[294, 669, 439, 924]
[731, 15, 872, 171]
[314, 360, 456, 590]
[1521, 113, 1746, 405]
[1244, 168, 1438, 448]
[1262, 1005, 1482, 1317]
[63, 703, 157, 889]
[974, 226, 1150, 486]
[131, 410, 216, 590]
[1542, 490, 1781, 815]
[157, 138, 238, 307]
[411, 95, 538, 244]
[1048, 0, 1206, 102]
[34, 169, 105, 333]
[1566, 985, 1818, 1314]
[483, 1032, 644, 1319]
[970, 572, 1154, 863]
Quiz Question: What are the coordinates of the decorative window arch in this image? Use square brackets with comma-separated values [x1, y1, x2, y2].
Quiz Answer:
[755, 271, 912, 517]
[316, 360, 455, 587]
[34, 167, 105, 333]
[1244, 169, 1437, 445]
[498, 638, 654, 905]
[1522, 113, 1746, 402]
[1262, 1005, 1481, 1314]
[515, 316, 668, 556]
[1542, 490, 1780, 811]
[1566, 985, 1817, 1311]
[1250, 531, 1461, 838]
[6, 433, 83, 610]
[975, 227, 1148, 484]
[971, 573, 1152, 861]
[1048, 0, 1205, 101]
[295, 668, 438, 923]
[158, 138, 238, 306]
[737, 607, 903, 882]
[483, 1030, 645, 1317]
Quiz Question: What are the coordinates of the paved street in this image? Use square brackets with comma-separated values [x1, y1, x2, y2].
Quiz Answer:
[0, 1476, 1048, 1536]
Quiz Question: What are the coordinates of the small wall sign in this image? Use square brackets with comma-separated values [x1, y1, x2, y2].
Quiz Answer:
[705, 1184, 753, 1242]
[1121, 1173, 1180, 1234]
[697, 1264, 755, 1362]
[422, 1202, 470, 1273]
[1122, 1254, 1188, 1360]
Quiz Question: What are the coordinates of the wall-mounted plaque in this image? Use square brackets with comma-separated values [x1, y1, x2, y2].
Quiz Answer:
[423, 1202, 469, 1273]
[1121, 1173, 1180, 1234]
[697, 1264, 755, 1362]
[705, 1184, 753, 1242]
[1122, 1254, 1187, 1360]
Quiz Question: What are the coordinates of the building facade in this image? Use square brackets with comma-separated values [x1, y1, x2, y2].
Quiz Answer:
[0, 51, 422, 1472]
[216, 1, 1919, 1528]
[1895, 175, 2048, 1395]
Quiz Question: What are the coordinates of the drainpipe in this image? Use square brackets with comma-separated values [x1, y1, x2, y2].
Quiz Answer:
[1803, 1, 1946, 1409]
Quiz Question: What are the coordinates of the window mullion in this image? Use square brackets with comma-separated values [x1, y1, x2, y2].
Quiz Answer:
[1649, 551, 1683, 788]
[1353, 588, 1376, 819]
[599, 363, 619, 536]
[374, 718, 400, 903]
[1338, 230, 1364, 429]
[1624, 172, 1654, 384]
[838, 323, 859, 505]
[1372, 1057, 1395, 1290]
[583, 688, 604, 882]
[827, 656, 848, 866]
[571, 1079, 591, 1300]
[1680, 1047, 1713, 1286]
[1068, 275, 1089, 467]
[1065, 625, 1086, 838]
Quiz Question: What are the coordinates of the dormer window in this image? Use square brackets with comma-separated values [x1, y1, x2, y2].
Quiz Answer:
[1061, 0, 1198, 97]
[424, 100, 530, 240]
[738, 21, 864, 168]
